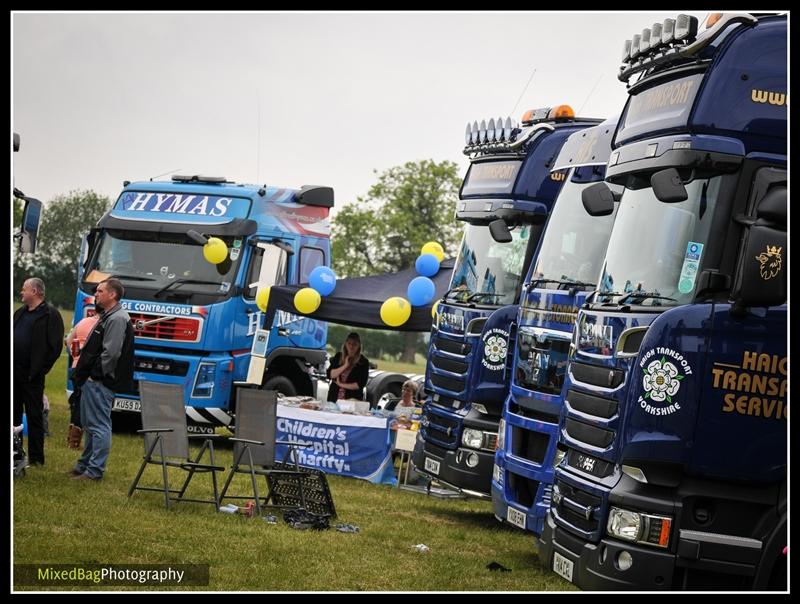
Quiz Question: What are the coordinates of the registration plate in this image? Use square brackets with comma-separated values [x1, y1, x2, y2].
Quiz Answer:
[553, 552, 574, 583]
[112, 397, 141, 412]
[424, 457, 441, 475]
[507, 506, 526, 530]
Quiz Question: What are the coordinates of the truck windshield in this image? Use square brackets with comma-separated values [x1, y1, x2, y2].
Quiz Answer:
[86, 229, 241, 300]
[446, 223, 532, 307]
[528, 173, 617, 293]
[597, 176, 722, 307]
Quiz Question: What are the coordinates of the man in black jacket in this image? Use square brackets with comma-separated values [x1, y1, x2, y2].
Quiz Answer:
[70, 278, 134, 481]
[14, 278, 65, 466]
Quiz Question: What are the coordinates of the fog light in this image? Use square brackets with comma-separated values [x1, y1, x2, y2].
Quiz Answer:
[616, 550, 633, 571]
[466, 452, 479, 468]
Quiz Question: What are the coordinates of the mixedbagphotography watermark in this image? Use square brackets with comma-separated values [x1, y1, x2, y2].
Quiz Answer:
[14, 564, 209, 586]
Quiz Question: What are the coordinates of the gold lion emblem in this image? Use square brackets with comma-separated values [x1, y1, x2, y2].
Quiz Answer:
[756, 245, 782, 280]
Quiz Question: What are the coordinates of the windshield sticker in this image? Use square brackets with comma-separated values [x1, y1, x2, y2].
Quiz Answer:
[219, 282, 231, 293]
[233, 239, 242, 248]
[678, 241, 704, 294]
[638, 347, 693, 416]
[230, 247, 240, 261]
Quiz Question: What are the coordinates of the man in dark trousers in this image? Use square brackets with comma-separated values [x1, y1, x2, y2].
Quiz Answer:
[70, 278, 134, 481]
[14, 277, 65, 467]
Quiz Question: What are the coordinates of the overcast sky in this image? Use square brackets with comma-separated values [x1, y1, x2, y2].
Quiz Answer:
[13, 11, 710, 213]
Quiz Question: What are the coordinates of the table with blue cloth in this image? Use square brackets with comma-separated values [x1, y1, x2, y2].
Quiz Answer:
[274, 400, 397, 486]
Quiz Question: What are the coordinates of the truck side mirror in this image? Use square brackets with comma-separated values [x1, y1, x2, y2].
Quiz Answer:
[488, 218, 512, 243]
[650, 168, 688, 203]
[581, 182, 616, 216]
[17, 196, 42, 254]
[730, 168, 786, 308]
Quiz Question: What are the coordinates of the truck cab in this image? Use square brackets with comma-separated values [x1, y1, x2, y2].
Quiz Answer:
[492, 118, 620, 534]
[539, 13, 787, 590]
[412, 108, 602, 497]
[70, 175, 334, 431]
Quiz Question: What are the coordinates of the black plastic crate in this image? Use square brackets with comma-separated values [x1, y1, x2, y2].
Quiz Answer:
[269, 463, 336, 518]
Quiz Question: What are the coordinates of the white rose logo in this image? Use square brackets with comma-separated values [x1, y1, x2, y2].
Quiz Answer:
[642, 357, 683, 403]
[485, 335, 507, 364]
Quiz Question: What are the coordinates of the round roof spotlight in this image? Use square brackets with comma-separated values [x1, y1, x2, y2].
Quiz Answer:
[465, 122, 473, 145]
[487, 118, 496, 142]
[479, 119, 487, 144]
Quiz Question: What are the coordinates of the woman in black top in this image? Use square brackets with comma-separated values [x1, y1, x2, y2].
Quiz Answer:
[326, 332, 369, 402]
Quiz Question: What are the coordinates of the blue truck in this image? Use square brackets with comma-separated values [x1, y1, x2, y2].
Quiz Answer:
[538, 13, 787, 589]
[492, 118, 620, 534]
[412, 107, 602, 497]
[69, 175, 334, 431]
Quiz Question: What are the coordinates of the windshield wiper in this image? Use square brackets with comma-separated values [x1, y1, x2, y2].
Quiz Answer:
[109, 272, 157, 282]
[154, 278, 221, 298]
[618, 291, 677, 305]
[530, 277, 596, 290]
[465, 291, 504, 303]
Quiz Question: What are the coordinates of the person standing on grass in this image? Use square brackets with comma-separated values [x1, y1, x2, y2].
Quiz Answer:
[69, 278, 134, 481]
[13, 277, 65, 467]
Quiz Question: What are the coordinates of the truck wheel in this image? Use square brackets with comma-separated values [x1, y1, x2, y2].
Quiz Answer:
[262, 375, 297, 397]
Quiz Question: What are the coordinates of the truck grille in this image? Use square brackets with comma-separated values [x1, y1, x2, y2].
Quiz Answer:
[507, 471, 540, 508]
[511, 426, 550, 464]
[424, 411, 461, 448]
[565, 389, 618, 419]
[565, 417, 615, 449]
[430, 373, 465, 393]
[134, 355, 190, 376]
[432, 335, 471, 356]
[431, 356, 469, 374]
[130, 312, 201, 343]
[553, 478, 602, 534]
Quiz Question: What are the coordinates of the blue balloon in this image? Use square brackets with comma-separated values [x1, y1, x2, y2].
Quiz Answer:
[407, 276, 436, 307]
[415, 253, 440, 277]
[309, 266, 337, 296]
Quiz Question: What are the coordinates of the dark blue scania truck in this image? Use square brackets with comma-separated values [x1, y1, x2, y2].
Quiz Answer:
[412, 107, 601, 497]
[492, 118, 620, 535]
[538, 13, 787, 590]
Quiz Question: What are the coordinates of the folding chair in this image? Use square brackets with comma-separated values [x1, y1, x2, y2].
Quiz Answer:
[220, 388, 334, 518]
[128, 381, 224, 511]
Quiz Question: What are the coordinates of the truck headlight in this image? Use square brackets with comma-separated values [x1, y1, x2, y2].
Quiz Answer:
[462, 428, 484, 449]
[607, 506, 672, 548]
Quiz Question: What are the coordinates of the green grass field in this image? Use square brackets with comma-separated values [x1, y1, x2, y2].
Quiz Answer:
[13, 309, 575, 591]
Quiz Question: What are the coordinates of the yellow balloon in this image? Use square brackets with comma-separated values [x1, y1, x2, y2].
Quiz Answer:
[203, 237, 228, 264]
[294, 287, 321, 314]
[431, 299, 440, 319]
[421, 241, 445, 263]
[256, 287, 271, 312]
[380, 296, 412, 327]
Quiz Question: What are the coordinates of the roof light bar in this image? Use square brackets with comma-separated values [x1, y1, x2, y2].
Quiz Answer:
[618, 13, 755, 84]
